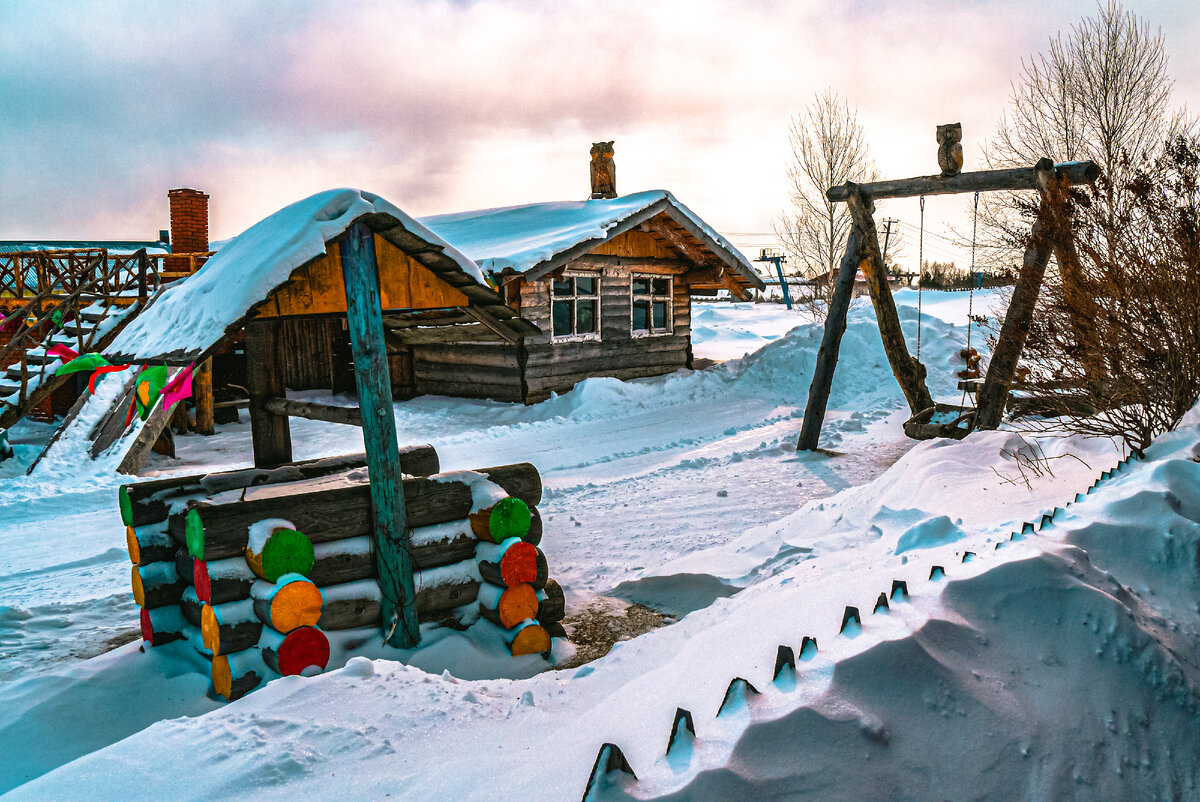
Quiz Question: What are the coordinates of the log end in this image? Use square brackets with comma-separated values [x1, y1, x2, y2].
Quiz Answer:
[276, 626, 331, 676]
[185, 508, 205, 560]
[269, 578, 324, 633]
[500, 541, 540, 587]
[497, 584, 539, 629]
[126, 526, 140, 565]
[118, 486, 134, 527]
[193, 558, 212, 603]
[509, 622, 552, 657]
[131, 564, 146, 607]
[257, 528, 315, 583]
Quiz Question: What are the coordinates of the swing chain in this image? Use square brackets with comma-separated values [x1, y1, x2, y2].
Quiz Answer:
[916, 195, 925, 360]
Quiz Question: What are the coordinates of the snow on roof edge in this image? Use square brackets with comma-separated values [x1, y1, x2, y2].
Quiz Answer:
[106, 189, 491, 363]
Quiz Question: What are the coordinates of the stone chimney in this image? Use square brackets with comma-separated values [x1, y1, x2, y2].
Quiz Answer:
[168, 188, 209, 253]
[589, 141, 617, 199]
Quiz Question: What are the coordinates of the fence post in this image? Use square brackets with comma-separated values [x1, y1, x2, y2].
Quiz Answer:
[137, 249, 148, 301]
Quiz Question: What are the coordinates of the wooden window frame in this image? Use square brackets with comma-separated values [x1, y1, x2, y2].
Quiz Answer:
[550, 270, 602, 343]
[630, 273, 673, 337]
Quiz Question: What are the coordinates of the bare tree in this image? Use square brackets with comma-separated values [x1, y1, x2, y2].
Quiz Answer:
[1010, 136, 1200, 455]
[979, 2, 1193, 273]
[776, 90, 878, 316]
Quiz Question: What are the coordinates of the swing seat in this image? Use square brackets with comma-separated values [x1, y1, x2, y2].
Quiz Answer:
[903, 403, 975, 441]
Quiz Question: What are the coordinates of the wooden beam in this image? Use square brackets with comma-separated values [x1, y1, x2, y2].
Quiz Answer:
[826, 160, 1099, 202]
[263, 396, 363, 426]
[975, 160, 1063, 430]
[245, 319, 292, 468]
[340, 219, 420, 648]
[798, 223, 864, 451]
[458, 305, 520, 344]
[637, 218, 713, 265]
[844, 186, 934, 416]
[193, 357, 214, 436]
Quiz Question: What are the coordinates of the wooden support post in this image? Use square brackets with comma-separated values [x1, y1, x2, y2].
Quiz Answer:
[340, 219, 420, 649]
[845, 187, 934, 417]
[193, 357, 215, 435]
[136, 248, 148, 301]
[797, 222, 863, 451]
[245, 319, 293, 468]
[976, 159, 1062, 429]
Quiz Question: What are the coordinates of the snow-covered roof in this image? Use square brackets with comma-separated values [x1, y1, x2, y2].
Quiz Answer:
[106, 189, 511, 364]
[420, 190, 764, 291]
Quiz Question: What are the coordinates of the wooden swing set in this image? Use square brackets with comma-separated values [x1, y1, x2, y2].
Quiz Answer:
[798, 123, 1099, 450]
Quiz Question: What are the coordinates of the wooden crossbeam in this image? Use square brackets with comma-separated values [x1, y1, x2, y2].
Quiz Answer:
[827, 159, 1098, 202]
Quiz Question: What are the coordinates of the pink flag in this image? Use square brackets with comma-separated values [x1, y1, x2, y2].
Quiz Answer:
[160, 364, 195, 410]
[47, 344, 80, 362]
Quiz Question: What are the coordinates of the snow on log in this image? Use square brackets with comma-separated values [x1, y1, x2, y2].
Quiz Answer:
[504, 619, 552, 657]
[182, 462, 542, 562]
[212, 648, 274, 701]
[251, 575, 324, 634]
[193, 555, 256, 605]
[477, 539, 548, 590]
[537, 578, 565, 624]
[118, 444, 440, 527]
[244, 520, 315, 582]
[139, 606, 189, 646]
[317, 565, 483, 631]
[260, 626, 330, 676]
[201, 598, 261, 656]
[180, 586, 203, 626]
[477, 582, 539, 629]
[469, 496, 532, 543]
[126, 524, 175, 566]
[131, 561, 187, 609]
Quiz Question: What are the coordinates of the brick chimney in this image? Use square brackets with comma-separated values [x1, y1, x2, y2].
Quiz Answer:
[168, 188, 209, 254]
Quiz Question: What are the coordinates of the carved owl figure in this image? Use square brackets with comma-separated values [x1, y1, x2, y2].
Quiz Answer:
[936, 123, 963, 177]
[590, 141, 617, 199]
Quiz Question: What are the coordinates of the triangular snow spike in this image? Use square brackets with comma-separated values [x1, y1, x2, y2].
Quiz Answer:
[773, 645, 796, 681]
[995, 542, 1004, 550]
[1021, 522, 1035, 534]
[666, 708, 695, 756]
[839, 606, 862, 634]
[799, 636, 818, 661]
[1039, 514, 1053, 529]
[1102, 470, 1112, 480]
[961, 551, 976, 563]
[1074, 493, 1086, 504]
[890, 580, 909, 600]
[717, 677, 760, 717]
[930, 565, 946, 579]
[873, 592, 889, 613]
[582, 743, 637, 801]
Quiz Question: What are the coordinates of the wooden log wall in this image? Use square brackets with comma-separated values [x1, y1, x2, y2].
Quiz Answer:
[410, 255, 694, 404]
[121, 445, 565, 700]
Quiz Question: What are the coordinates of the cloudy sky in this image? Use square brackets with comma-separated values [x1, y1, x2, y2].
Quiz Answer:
[2, 0, 1199, 268]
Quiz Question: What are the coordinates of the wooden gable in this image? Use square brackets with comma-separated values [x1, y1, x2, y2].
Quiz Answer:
[255, 233, 470, 318]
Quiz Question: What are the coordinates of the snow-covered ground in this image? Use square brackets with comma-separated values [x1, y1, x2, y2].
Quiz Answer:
[4, 289, 1198, 799]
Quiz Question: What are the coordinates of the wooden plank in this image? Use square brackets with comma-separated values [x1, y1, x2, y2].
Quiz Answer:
[976, 162, 1063, 430]
[117, 372, 184, 475]
[798, 223, 863, 451]
[525, 335, 690, 362]
[387, 323, 505, 345]
[415, 378, 524, 402]
[245, 319, 293, 468]
[413, 362, 522, 386]
[459, 305, 520, 344]
[264, 396, 363, 426]
[408, 344, 519, 369]
[341, 220, 419, 648]
[193, 357, 215, 435]
[826, 159, 1099, 202]
[590, 228, 680, 260]
[524, 347, 687, 380]
[845, 187, 934, 417]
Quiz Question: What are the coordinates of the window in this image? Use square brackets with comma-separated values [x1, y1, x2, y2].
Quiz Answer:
[551, 272, 600, 340]
[631, 275, 672, 336]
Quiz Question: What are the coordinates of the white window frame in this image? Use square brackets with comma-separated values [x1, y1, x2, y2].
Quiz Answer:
[630, 273, 673, 337]
[550, 270, 602, 342]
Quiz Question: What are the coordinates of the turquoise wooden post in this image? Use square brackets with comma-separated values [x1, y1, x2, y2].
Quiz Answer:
[340, 220, 420, 648]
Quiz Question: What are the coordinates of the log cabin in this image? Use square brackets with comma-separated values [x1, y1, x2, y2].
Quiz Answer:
[414, 145, 764, 402]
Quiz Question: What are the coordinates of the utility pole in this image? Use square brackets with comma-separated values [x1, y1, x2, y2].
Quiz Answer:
[753, 248, 791, 309]
[880, 217, 899, 276]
